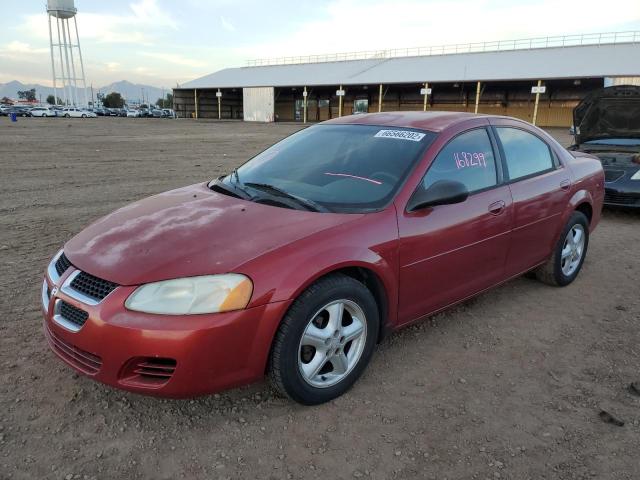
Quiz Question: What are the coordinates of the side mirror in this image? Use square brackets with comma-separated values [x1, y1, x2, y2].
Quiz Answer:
[407, 180, 469, 212]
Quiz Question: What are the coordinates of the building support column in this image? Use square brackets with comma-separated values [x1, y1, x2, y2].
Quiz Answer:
[194, 89, 198, 119]
[474, 81, 481, 114]
[303, 86, 308, 123]
[423, 82, 429, 111]
[217, 88, 222, 119]
[338, 84, 343, 117]
[378, 84, 383, 112]
[532, 79, 542, 126]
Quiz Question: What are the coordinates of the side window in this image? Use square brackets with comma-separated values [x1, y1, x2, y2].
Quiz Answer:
[496, 127, 554, 180]
[423, 128, 498, 193]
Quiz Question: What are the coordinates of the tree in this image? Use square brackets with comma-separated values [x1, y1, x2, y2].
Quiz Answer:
[46, 95, 63, 105]
[103, 91, 124, 108]
[156, 93, 173, 108]
[18, 88, 36, 101]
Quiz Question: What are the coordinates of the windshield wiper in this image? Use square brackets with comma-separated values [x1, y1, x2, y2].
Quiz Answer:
[211, 176, 253, 200]
[244, 182, 330, 213]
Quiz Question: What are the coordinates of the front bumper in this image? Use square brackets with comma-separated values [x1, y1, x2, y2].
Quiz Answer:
[603, 168, 640, 207]
[42, 266, 291, 398]
[604, 187, 640, 208]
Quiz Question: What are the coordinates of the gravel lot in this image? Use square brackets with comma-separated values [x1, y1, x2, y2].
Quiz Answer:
[1, 117, 639, 480]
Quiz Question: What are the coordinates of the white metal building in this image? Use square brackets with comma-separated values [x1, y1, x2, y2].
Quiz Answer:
[174, 32, 640, 127]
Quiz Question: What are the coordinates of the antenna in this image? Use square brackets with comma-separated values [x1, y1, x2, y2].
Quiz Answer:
[47, 0, 88, 107]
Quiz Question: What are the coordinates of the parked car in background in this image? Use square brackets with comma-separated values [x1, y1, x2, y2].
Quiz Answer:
[151, 109, 163, 118]
[126, 109, 140, 117]
[62, 107, 97, 118]
[569, 85, 640, 208]
[42, 112, 604, 404]
[92, 108, 106, 116]
[6, 106, 32, 117]
[30, 106, 56, 117]
[0, 104, 13, 116]
[162, 109, 175, 118]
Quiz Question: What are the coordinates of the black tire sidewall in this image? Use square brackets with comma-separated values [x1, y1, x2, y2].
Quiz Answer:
[553, 212, 589, 286]
[275, 276, 379, 405]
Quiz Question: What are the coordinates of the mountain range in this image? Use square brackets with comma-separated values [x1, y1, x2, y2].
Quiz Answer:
[0, 80, 171, 104]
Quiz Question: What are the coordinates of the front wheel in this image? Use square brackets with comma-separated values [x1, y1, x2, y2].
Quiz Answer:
[269, 274, 379, 405]
[535, 211, 589, 286]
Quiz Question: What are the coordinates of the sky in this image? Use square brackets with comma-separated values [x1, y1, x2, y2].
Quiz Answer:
[1, 0, 639, 88]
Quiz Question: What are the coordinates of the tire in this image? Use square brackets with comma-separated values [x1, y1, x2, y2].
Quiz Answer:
[81, 114, 87, 118]
[65, 114, 70, 118]
[269, 273, 379, 405]
[534, 211, 589, 286]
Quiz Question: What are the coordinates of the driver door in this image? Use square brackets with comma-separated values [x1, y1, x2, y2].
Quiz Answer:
[397, 126, 513, 324]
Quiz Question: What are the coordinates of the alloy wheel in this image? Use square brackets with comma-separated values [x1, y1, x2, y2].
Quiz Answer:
[561, 224, 585, 276]
[298, 299, 367, 388]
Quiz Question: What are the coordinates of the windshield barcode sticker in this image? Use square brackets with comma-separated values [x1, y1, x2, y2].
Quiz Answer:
[374, 130, 426, 142]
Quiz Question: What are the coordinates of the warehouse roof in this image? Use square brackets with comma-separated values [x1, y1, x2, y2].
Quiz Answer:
[180, 43, 640, 89]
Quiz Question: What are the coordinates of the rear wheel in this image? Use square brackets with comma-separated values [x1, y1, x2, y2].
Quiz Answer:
[535, 211, 589, 286]
[269, 274, 379, 405]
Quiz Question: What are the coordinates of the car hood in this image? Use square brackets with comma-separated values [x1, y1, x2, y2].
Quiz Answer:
[64, 183, 360, 285]
[573, 85, 640, 145]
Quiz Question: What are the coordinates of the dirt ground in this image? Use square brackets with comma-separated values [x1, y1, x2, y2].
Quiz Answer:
[1, 117, 639, 480]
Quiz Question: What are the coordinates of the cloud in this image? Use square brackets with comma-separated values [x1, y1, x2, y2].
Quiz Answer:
[138, 52, 207, 68]
[20, 0, 176, 45]
[220, 16, 236, 32]
[130, 0, 178, 29]
[236, 0, 640, 61]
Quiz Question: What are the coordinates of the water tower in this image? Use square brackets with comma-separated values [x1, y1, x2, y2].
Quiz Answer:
[47, 0, 88, 107]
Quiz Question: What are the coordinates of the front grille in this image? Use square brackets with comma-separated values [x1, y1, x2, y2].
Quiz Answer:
[55, 252, 72, 276]
[45, 325, 102, 374]
[604, 170, 625, 183]
[604, 190, 640, 206]
[120, 357, 177, 388]
[59, 301, 89, 328]
[70, 271, 118, 302]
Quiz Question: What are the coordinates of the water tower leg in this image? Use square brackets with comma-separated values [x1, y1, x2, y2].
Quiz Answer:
[55, 17, 69, 106]
[48, 15, 58, 105]
[64, 19, 79, 107]
[73, 16, 88, 108]
[60, 18, 74, 106]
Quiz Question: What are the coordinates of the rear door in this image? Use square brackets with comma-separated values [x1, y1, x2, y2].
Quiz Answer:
[490, 120, 571, 276]
[397, 124, 513, 324]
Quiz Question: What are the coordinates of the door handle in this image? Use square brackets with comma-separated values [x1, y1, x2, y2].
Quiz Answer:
[560, 179, 571, 191]
[488, 200, 506, 215]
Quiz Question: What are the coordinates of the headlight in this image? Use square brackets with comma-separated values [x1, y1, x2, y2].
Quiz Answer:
[631, 170, 640, 180]
[125, 274, 253, 315]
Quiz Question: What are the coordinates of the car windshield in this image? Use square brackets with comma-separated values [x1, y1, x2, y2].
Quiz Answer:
[218, 124, 436, 213]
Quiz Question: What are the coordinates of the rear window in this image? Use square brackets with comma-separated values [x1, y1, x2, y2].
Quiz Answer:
[229, 124, 436, 212]
[496, 127, 555, 180]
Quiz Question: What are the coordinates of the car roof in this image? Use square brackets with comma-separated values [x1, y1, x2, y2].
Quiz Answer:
[322, 111, 497, 132]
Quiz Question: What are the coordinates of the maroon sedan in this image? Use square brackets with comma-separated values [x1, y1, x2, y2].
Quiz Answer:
[42, 112, 604, 404]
